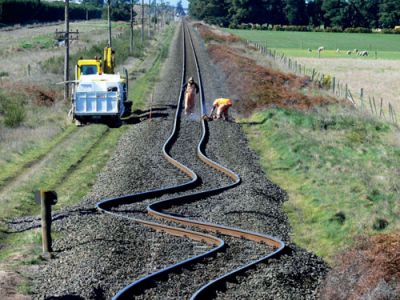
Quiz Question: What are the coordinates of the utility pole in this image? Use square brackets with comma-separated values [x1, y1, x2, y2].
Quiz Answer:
[148, 0, 151, 38]
[108, 0, 112, 47]
[141, 0, 144, 43]
[64, 0, 70, 102]
[130, 0, 134, 53]
[155, 0, 158, 32]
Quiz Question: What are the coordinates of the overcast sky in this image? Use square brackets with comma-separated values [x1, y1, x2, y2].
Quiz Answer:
[168, 0, 189, 9]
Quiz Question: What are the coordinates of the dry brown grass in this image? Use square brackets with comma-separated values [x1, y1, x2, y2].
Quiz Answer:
[206, 43, 339, 115]
[320, 233, 400, 300]
[0, 20, 127, 82]
[296, 57, 400, 113]
[193, 23, 241, 44]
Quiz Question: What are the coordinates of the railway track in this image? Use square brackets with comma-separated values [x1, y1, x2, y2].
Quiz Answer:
[96, 21, 285, 299]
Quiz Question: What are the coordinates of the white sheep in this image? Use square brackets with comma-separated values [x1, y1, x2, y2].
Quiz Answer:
[359, 50, 368, 56]
[336, 48, 340, 53]
[318, 46, 324, 52]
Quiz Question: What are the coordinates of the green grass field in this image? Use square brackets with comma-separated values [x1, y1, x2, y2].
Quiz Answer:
[242, 107, 400, 261]
[226, 29, 400, 59]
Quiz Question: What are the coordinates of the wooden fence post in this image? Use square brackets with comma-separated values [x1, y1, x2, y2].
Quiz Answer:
[372, 97, 377, 115]
[360, 88, 364, 109]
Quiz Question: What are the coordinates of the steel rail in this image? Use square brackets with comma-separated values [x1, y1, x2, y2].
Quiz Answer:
[96, 21, 285, 299]
[97, 22, 226, 299]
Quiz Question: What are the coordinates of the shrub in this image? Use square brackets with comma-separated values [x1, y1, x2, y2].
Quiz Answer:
[4, 101, 26, 127]
[0, 91, 25, 127]
[0, 71, 9, 78]
[320, 234, 400, 299]
[324, 27, 343, 32]
[321, 74, 332, 89]
[344, 27, 372, 33]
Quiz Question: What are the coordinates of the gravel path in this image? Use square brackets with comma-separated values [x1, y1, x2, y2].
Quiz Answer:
[26, 21, 328, 299]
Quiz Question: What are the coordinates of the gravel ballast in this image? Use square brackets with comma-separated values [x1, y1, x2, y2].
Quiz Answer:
[27, 21, 328, 299]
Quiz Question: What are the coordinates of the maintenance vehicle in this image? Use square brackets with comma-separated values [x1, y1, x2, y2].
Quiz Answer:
[71, 47, 130, 126]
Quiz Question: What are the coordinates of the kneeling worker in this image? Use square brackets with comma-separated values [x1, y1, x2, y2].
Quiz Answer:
[209, 98, 233, 120]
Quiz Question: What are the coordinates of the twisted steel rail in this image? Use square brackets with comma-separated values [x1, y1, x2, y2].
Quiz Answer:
[96, 21, 285, 299]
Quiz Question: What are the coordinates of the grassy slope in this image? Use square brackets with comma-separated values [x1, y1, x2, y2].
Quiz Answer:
[226, 29, 400, 59]
[0, 23, 176, 285]
[242, 108, 400, 261]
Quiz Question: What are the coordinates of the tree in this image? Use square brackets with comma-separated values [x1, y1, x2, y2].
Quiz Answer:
[264, 0, 286, 25]
[82, 0, 105, 8]
[176, 0, 185, 16]
[285, 0, 307, 25]
[189, 0, 230, 26]
[321, 0, 348, 28]
[307, 0, 324, 27]
[379, 0, 400, 28]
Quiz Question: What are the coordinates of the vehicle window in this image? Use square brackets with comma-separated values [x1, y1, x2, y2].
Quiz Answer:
[81, 65, 97, 75]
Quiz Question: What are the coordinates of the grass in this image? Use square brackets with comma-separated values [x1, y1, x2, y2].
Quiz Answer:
[129, 25, 174, 110]
[0, 23, 177, 283]
[0, 125, 76, 188]
[225, 29, 400, 59]
[19, 34, 54, 50]
[41, 28, 146, 76]
[242, 107, 400, 261]
[54, 126, 127, 208]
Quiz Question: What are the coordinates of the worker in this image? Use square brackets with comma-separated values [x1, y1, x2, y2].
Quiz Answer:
[209, 98, 233, 120]
[182, 77, 199, 115]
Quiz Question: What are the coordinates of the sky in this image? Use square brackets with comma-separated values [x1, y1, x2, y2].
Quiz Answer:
[167, 0, 189, 9]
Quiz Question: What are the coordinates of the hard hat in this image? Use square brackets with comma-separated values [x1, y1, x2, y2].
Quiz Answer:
[188, 77, 194, 82]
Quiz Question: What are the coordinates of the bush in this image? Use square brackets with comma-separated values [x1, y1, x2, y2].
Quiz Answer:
[382, 28, 400, 34]
[324, 27, 343, 32]
[344, 27, 372, 33]
[321, 74, 332, 89]
[0, 91, 25, 127]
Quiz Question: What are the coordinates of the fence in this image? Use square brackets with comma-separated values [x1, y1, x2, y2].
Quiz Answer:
[247, 40, 398, 127]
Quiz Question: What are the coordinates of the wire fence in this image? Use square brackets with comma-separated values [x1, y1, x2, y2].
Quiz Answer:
[247, 40, 398, 127]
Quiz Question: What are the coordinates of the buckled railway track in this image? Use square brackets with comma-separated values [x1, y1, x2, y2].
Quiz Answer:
[96, 21, 285, 299]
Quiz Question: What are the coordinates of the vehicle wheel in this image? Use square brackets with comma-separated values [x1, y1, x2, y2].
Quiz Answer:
[107, 116, 122, 128]
[123, 101, 133, 117]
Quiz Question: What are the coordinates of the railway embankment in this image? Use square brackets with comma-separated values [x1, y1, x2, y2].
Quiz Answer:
[29, 21, 327, 299]
[196, 23, 400, 298]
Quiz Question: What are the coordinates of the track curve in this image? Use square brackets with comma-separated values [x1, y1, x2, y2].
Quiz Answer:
[96, 21, 285, 299]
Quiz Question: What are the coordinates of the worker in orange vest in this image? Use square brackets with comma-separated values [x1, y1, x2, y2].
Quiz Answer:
[209, 98, 233, 120]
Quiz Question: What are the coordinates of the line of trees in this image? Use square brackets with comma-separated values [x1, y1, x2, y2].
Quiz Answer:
[0, 0, 102, 25]
[188, 0, 400, 29]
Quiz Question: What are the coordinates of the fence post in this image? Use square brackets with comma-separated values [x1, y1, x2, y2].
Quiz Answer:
[332, 77, 336, 94]
[311, 69, 315, 81]
[380, 98, 384, 117]
[360, 88, 364, 109]
[372, 97, 377, 115]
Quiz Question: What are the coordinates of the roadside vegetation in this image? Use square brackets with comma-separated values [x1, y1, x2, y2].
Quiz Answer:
[0, 20, 176, 297]
[195, 23, 400, 297]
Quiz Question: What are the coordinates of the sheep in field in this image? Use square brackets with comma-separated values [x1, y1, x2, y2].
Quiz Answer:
[347, 50, 352, 55]
[359, 50, 368, 56]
